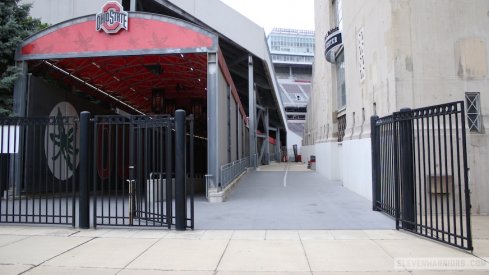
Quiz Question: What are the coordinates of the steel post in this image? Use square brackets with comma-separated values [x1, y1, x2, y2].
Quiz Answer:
[264, 108, 270, 165]
[370, 115, 380, 211]
[399, 108, 415, 230]
[79, 111, 90, 229]
[175, 110, 186, 230]
[13, 62, 27, 197]
[165, 121, 173, 228]
[206, 52, 219, 192]
[248, 55, 256, 168]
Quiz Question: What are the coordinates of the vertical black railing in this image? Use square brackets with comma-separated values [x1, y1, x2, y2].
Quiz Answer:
[0, 116, 77, 226]
[371, 101, 473, 250]
[188, 114, 195, 230]
[91, 112, 194, 229]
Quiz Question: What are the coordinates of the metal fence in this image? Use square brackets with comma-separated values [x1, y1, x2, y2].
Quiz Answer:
[219, 156, 250, 191]
[90, 112, 194, 229]
[371, 101, 472, 250]
[0, 116, 77, 226]
[0, 111, 194, 230]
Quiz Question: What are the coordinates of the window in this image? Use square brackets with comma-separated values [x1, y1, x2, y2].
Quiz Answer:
[336, 50, 346, 109]
[337, 115, 346, 142]
[466, 92, 482, 133]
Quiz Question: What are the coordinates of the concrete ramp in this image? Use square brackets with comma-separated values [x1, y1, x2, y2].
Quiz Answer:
[195, 163, 394, 229]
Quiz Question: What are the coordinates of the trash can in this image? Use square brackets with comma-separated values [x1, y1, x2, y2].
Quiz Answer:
[146, 173, 175, 203]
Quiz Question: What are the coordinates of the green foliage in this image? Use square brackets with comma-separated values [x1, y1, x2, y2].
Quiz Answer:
[0, 0, 48, 116]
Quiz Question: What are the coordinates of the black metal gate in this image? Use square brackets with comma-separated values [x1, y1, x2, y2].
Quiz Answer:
[371, 101, 472, 250]
[90, 111, 194, 229]
[0, 116, 77, 225]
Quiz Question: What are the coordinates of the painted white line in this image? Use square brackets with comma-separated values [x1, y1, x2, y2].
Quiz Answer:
[283, 162, 289, 187]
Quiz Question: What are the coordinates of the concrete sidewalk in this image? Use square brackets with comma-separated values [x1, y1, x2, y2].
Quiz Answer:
[0, 221, 488, 274]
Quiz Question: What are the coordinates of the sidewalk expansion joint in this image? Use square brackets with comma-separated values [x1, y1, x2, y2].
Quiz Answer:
[298, 234, 313, 274]
[19, 237, 96, 275]
[115, 238, 161, 274]
[213, 232, 233, 275]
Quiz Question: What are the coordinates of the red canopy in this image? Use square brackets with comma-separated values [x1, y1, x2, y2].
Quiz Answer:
[17, 13, 218, 114]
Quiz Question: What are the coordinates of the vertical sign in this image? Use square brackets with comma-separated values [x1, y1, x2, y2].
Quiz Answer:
[357, 27, 366, 82]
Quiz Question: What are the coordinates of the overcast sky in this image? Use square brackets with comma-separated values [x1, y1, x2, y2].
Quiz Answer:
[220, 0, 315, 34]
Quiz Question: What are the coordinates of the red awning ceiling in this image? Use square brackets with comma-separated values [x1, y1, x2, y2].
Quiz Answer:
[33, 53, 208, 114]
[18, 13, 218, 114]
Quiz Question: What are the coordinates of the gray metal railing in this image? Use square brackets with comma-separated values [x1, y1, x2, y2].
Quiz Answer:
[219, 156, 250, 190]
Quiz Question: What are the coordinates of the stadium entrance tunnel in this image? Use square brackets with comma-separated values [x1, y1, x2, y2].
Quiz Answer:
[13, 12, 225, 193]
[13, 7, 289, 203]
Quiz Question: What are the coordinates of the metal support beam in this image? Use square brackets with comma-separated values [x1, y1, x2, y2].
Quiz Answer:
[13, 61, 28, 116]
[276, 128, 281, 162]
[130, 0, 136, 11]
[256, 109, 263, 128]
[228, 54, 249, 67]
[229, 66, 270, 90]
[227, 85, 231, 163]
[256, 104, 266, 111]
[264, 108, 270, 165]
[207, 52, 220, 192]
[258, 137, 266, 165]
[248, 55, 257, 168]
[236, 103, 241, 160]
[13, 62, 27, 196]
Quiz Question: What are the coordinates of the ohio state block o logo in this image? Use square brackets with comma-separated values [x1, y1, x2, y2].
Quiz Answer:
[96, 1, 128, 34]
[44, 102, 80, 181]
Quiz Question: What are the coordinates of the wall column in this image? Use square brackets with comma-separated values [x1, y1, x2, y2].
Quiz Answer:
[248, 55, 257, 168]
[207, 52, 220, 192]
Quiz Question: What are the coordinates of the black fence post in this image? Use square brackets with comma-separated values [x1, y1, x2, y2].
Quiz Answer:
[399, 108, 416, 231]
[165, 121, 173, 229]
[175, 110, 186, 231]
[79, 111, 90, 229]
[370, 115, 380, 211]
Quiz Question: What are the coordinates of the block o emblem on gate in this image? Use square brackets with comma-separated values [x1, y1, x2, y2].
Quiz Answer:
[44, 102, 80, 181]
[96, 1, 129, 34]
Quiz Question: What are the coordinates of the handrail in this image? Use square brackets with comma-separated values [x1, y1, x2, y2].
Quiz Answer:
[219, 156, 250, 191]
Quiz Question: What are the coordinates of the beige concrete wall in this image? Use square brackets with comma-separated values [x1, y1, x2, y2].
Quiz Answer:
[304, 0, 333, 146]
[309, 0, 489, 213]
[397, 0, 489, 214]
[340, 0, 396, 139]
[21, 0, 118, 24]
